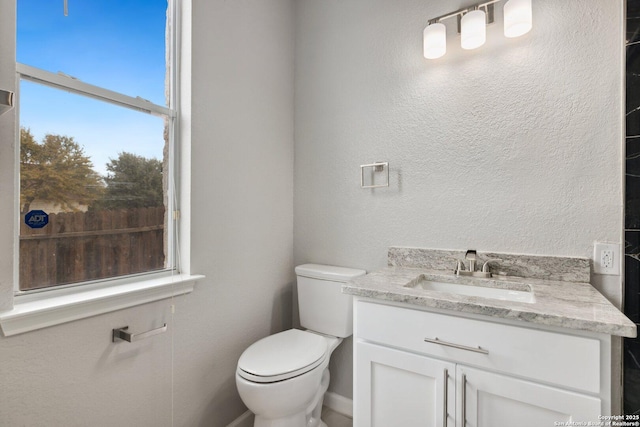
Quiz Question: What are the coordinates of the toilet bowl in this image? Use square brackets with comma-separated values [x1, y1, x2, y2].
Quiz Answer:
[235, 264, 366, 427]
[236, 329, 341, 427]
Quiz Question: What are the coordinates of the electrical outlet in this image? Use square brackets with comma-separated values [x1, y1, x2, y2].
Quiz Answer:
[601, 250, 614, 270]
[593, 242, 620, 275]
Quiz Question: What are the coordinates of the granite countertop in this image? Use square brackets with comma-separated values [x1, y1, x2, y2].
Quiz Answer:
[343, 265, 638, 338]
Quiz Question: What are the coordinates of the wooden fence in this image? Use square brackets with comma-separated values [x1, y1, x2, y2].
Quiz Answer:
[20, 207, 166, 291]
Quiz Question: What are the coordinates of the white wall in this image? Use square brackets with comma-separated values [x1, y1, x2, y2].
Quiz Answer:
[176, 0, 295, 424]
[0, 1, 295, 426]
[294, 0, 624, 398]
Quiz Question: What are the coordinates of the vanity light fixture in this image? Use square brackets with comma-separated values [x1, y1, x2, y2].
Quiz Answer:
[422, 0, 532, 60]
[504, 0, 532, 38]
[461, 6, 487, 50]
[423, 20, 447, 59]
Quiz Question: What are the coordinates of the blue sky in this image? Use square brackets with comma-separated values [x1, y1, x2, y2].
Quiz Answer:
[17, 0, 168, 175]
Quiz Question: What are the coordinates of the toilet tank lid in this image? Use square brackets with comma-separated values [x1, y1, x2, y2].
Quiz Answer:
[295, 264, 366, 282]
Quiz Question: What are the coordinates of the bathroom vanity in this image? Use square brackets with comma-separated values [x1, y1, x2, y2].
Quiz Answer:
[343, 248, 637, 427]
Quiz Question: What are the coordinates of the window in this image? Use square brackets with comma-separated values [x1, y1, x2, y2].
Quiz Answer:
[17, 0, 177, 292]
[0, 0, 197, 337]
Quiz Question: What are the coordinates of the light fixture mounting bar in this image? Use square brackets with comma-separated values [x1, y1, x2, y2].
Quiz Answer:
[428, 0, 499, 25]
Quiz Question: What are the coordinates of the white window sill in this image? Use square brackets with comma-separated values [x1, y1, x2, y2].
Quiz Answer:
[0, 273, 204, 337]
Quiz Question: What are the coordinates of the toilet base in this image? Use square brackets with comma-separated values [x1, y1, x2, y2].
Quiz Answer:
[254, 412, 306, 427]
[253, 415, 328, 427]
[252, 369, 330, 427]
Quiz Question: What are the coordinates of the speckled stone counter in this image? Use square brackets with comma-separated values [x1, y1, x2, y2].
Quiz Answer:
[343, 248, 637, 338]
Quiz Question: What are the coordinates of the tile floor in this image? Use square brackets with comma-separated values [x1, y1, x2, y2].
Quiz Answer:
[321, 406, 352, 427]
[243, 407, 352, 427]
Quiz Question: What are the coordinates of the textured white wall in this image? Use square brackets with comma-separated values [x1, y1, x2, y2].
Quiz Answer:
[176, 0, 295, 424]
[0, 1, 295, 425]
[294, 0, 624, 398]
[0, 303, 176, 425]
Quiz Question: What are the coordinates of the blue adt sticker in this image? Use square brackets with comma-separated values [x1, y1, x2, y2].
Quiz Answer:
[25, 210, 49, 229]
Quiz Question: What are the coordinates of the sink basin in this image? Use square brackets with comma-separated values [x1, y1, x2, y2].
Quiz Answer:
[405, 275, 536, 304]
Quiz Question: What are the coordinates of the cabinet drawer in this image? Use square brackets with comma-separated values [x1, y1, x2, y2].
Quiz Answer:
[355, 301, 601, 393]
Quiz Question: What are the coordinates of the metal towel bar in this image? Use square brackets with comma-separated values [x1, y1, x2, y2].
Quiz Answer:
[112, 324, 167, 343]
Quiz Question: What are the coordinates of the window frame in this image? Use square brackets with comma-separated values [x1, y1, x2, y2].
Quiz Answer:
[14, 63, 177, 294]
[0, 0, 201, 337]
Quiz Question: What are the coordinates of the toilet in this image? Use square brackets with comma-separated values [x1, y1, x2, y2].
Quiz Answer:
[236, 264, 366, 427]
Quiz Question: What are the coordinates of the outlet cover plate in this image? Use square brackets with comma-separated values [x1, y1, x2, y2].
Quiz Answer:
[593, 242, 620, 275]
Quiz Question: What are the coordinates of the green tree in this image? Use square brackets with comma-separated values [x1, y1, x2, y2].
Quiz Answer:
[20, 128, 103, 214]
[94, 152, 163, 210]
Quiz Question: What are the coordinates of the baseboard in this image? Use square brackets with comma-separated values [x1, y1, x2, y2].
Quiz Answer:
[324, 391, 353, 418]
[226, 410, 253, 427]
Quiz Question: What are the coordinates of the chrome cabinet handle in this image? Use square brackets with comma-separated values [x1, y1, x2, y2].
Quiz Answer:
[461, 373, 467, 426]
[424, 337, 489, 355]
[443, 368, 448, 427]
[112, 323, 167, 343]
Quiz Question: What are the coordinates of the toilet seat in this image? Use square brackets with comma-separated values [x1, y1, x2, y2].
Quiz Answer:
[237, 329, 328, 383]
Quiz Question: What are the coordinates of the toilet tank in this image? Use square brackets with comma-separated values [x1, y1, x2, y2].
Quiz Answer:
[295, 264, 366, 338]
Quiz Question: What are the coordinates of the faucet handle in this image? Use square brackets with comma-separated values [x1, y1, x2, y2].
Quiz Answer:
[455, 260, 466, 273]
[481, 258, 502, 273]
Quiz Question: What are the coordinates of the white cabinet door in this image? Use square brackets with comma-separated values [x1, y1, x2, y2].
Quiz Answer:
[457, 366, 601, 427]
[355, 341, 455, 427]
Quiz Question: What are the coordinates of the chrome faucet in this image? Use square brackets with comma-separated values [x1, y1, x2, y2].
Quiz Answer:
[481, 259, 501, 274]
[454, 250, 501, 278]
[465, 250, 477, 272]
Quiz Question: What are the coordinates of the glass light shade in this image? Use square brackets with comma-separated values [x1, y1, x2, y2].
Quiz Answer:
[504, 0, 532, 38]
[423, 22, 447, 59]
[461, 9, 486, 50]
